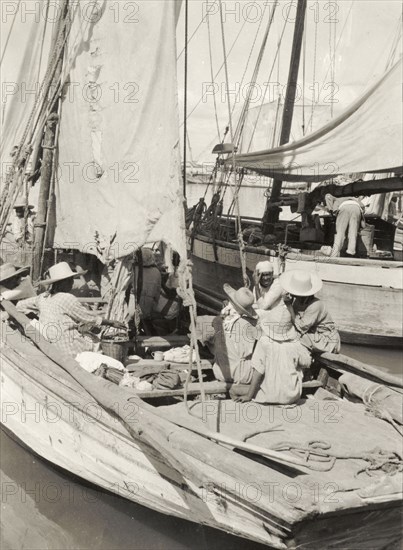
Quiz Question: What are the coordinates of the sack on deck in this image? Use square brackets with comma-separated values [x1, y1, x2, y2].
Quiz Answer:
[153, 370, 181, 390]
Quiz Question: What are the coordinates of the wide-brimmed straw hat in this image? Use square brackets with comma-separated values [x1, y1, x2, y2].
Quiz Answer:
[39, 262, 87, 286]
[223, 283, 257, 319]
[14, 196, 34, 209]
[0, 263, 30, 284]
[280, 270, 322, 297]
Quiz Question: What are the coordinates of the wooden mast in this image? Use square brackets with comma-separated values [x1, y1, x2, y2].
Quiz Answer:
[32, 0, 68, 281]
[263, 0, 307, 233]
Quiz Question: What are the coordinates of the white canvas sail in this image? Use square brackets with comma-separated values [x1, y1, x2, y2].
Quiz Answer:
[231, 58, 402, 182]
[54, 0, 185, 261]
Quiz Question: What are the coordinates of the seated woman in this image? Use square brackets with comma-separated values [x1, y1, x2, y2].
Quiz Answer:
[210, 284, 258, 385]
[231, 295, 311, 405]
[280, 270, 341, 354]
[18, 262, 125, 358]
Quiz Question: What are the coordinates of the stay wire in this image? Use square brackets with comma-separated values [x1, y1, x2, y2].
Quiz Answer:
[206, 7, 221, 144]
[245, 13, 288, 153]
[181, 16, 248, 127]
[218, 0, 248, 287]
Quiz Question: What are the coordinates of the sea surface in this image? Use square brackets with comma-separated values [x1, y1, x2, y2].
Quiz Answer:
[1, 344, 402, 550]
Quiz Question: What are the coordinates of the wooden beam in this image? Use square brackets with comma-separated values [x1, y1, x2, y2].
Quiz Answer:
[318, 352, 403, 388]
[309, 176, 403, 205]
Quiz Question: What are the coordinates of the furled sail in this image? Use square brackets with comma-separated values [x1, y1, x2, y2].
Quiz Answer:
[231, 58, 402, 182]
[54, 0, 185, 261]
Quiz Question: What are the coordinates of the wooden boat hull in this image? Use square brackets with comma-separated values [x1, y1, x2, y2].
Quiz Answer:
[1, 328, 402, 549]
[190, 235, 403, 347]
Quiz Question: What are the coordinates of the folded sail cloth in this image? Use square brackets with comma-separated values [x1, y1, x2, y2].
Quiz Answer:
[75, 351, 125, 373]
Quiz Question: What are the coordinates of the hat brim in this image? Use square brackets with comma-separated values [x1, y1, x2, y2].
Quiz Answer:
[39, 270, 87, 286]
[223, 283, 257, 319]
[280, 271, 322, 296]
[14, 204, 34, 209]
[0, 265, 30, 283]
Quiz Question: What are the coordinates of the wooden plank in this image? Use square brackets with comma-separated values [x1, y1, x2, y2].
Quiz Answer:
[135, 335, 190, 348]
[319, 352, 403, 388]
[137, 379, 322, 399]
[136, 381, 231, 399]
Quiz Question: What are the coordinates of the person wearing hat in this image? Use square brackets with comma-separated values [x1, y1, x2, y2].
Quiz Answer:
[0, 264, 36, 322]
[11, 197, 35, 246]
[17, 262, 126, 358]
[210, 283, 258, 385]
[231, 277, 312, 405]
[280, 270, 340, 353]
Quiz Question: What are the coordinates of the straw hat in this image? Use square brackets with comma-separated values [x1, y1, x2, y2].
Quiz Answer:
[0, 263, 30, 284]
[14, 196, 34, 209]
[39, 262, 87, 286]
[280, 270, 322, 297]
[223, 283, 257, 319]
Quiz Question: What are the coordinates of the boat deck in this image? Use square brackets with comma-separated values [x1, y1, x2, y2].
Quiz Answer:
[158, 394, 402, 508]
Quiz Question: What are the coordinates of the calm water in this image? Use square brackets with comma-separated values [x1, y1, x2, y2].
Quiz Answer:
[1, 344, 402, 550]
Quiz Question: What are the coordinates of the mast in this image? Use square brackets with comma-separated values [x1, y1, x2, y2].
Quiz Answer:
[32, 0, 68, 280]
[263, 0, 307, 232]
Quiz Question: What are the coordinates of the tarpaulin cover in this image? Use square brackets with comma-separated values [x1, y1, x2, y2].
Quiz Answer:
[54, 0, 185, 261]
[231, 58, 403, 182]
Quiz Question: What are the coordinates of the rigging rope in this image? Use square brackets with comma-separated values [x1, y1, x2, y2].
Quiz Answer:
[181, 16, 248, 127]
[0, 0, 78, 237]
[177, 0, 219, 61]
[307, 0, 353, 131]
[234, 0, 278, 149]
[245, 14, 288, 152]
[206, 7, 221, 144]
[218, 0, 248, 287]
[183, 0, 189, 198]
[35, 0, 50, 90]
[309, 9, 319, 133]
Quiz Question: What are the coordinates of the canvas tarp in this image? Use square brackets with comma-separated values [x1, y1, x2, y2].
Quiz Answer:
[54, 0, 185, 262]
[230, 58, 402, 182]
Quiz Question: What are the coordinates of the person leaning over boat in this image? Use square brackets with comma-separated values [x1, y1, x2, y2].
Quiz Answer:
[17, 262, 125, 358]
[211, 284, 258, 385]
[324, 194, 366, 257]
[230, 285, 311, 405]
[280, 270, 341, 354]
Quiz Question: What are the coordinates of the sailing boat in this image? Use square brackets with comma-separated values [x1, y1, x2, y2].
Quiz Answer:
[188, 1, 403, 347]
[1, 1, 402, 548]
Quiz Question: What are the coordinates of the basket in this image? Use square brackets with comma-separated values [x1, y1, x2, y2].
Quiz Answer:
[101, 339, 129, 363]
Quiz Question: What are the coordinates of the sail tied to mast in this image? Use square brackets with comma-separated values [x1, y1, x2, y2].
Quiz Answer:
[54, 0, 185, 262]
[229, 58, 403, 182]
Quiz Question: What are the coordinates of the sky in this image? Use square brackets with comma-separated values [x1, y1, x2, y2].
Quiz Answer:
[1, 0, 402, 164]
[176, 0, 402, 161]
